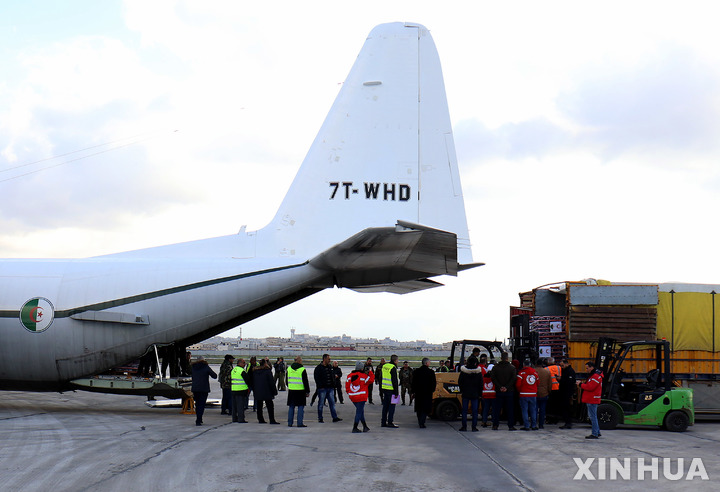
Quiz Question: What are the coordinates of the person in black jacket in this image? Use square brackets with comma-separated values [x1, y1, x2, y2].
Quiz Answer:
[247, 356, 257, 411]
[491, 352, 517, 431]
[410, 358, 436, 428]
[274, 357, 287, 391]
[364, 358, 375, 404]
[252, 359, 280, 424]
[332, 361, 344, 404]
[375, 358, 386, 404]
[314, 354, 341, 423]
[558, 358, 577, 429]
[458, 357, 483, 431]
[191, 356, 217, 426]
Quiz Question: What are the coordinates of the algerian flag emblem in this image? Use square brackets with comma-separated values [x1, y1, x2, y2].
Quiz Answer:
[20, 297, 55, 332]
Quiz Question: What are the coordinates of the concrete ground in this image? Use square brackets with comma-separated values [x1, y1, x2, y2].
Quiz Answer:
[1, 365, 718, 492]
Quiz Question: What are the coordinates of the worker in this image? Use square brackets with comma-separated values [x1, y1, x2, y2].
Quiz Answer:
[467, 347, 481, 367]
[364, 358, 375, 404]
[346, 361, 374, 433]
[314, 354, 342, 423]
[491, 352, 517, 431]
[191, 356, 217, 426]
[380, 354, 400, 428]
[411, 358, 436, 428]
[458, 357, 483, 432]
[247, 356, 258, 411]
[546, 356, 562, 423]
[480, 355, 496, 427]
[286, 356, 310, 427]
[230, 358, 250, 423]
[578, 361, 603, 439]
[181, 350, 192, 377]
[436, 360, 448, 373]
[375, 358, 387, 404]
[253, 359, 280, 424]
[274, 357, 287, 391]
[534, 359, 552, 429]
[516, 359, 539, 430]
[558, 358, 577, 429]
[219, 354, 235, 415]
[399, 361, 413, 405]
[332, 361, 344, 404]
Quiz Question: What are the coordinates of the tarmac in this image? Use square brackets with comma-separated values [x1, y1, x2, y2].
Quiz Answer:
[1, 365, 719, 492]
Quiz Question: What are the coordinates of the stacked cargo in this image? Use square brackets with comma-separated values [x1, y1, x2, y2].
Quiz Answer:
[510, 279, 720, 413]
[529, 316, 566, 360]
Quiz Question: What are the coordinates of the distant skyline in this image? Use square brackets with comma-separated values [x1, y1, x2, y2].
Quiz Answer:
[2, 2, 719, 344]
[208, 332, 443, 345]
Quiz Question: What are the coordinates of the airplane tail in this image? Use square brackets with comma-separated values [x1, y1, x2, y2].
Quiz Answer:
[255, 23, 477, 290]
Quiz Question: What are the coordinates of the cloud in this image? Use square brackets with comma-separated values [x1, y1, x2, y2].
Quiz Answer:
[455, 118, 572, 163]
[559, 43, 720, 159]
[454, 41, 720, 180]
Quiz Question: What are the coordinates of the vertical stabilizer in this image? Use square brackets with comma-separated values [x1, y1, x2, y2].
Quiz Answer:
[257, 23, 472, 264]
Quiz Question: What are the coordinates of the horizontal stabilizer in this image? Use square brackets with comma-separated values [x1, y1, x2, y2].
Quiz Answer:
[349, 279, 444, 295]
[310, 222, 458, 289]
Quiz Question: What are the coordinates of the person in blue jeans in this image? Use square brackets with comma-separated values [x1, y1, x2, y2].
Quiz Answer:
[286, 356, 310, 427]
[534, 359, 553, 429]
[346, 361, 374, 432]
[314, 353, 342, 423]
[579, 361, 603, 439]
[380, 355, 400, 428]
[458, 357, 483, 431]
[516, 359, 538, 430]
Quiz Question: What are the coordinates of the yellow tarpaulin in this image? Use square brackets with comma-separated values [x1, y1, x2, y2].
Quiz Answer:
[657, 289, 719, 352]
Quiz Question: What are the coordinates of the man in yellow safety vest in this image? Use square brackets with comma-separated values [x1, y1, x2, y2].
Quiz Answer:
[380, 354, 400, 428]
[230, 358, 250, 423]
[286, 356, 310, 427]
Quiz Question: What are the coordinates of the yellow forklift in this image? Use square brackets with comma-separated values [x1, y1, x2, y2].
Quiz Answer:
[431, 340, 504, 420]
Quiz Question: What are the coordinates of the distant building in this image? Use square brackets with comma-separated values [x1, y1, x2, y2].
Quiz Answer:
[355, 343, 383, 352]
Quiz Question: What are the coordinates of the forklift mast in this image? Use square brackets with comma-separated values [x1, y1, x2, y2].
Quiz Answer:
[509, 331, 539, 365]
[603, 340, 673, 401]
[594, 337, 618, 380]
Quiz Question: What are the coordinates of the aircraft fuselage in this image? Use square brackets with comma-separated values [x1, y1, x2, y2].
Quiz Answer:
[0, 252, 328, 390]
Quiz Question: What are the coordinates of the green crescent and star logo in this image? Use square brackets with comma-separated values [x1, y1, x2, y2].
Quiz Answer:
[20, 297, 55, 333]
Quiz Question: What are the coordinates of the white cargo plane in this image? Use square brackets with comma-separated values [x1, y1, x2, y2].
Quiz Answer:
[0, 22, 479, 392]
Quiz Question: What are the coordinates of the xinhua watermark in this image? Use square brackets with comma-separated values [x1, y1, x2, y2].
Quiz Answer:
[573, 457, 709, 481]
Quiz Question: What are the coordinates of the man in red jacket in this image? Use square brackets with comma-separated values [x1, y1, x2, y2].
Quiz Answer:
[578, 361, 603, 439]
[516, 359, 538, 430]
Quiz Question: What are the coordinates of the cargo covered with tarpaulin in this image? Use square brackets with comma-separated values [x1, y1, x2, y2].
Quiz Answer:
[657, 284, 720, 352]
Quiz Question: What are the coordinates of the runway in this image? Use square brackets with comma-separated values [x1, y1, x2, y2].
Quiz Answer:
[1, 367, 718, 492]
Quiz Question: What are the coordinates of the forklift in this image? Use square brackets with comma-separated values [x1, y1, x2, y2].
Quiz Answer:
[593, 337, 694, 432]
[431, 339, 504, 420]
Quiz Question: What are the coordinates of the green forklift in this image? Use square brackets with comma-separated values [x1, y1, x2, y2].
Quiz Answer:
[594, 337, 694, 432]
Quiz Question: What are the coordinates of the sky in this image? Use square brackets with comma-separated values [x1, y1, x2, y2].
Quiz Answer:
[2, 1, 719, 344]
